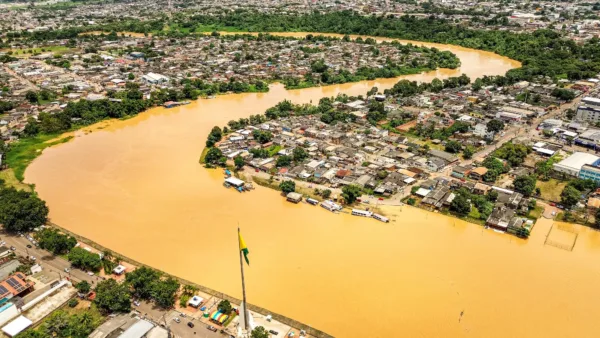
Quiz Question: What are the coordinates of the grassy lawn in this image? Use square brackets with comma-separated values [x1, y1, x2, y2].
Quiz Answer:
[5, 134, 73, 182]
[528, 205, 543, 220]
[2, 45, 72, 57]
[0, 169, 32, 191]
[536, 179, 567, 202]
[198, 147, 209, 164]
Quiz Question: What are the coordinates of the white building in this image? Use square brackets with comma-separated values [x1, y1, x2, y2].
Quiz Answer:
[553, 152, 600, 177]
[141, 72, 169, 85]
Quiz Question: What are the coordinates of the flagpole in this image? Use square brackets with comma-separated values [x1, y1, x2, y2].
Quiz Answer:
[238, 227, 249, 331]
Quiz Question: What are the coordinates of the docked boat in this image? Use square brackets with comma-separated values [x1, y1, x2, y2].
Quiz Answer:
[321, 200, 342, 212]
[306, 198, 319, 206]
[352, 209, 373, 217]
[372, 213, 390, 223]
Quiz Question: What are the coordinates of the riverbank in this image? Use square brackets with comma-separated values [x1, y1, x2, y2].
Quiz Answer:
[22, 37, 524, 337]
[49, 221, 333, 338]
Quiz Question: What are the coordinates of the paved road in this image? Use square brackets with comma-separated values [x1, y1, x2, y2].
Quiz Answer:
[465, 95, 583, 165]
[0, 232, 98, 284]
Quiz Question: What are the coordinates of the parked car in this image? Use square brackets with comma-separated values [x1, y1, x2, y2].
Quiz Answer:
[10, 246, 15, 251]
[64, 268, 70, 273]
[187, 322, 194, 328]
[133, 300, 140, 307]
[269, 330, 279, 335]
[29, 256, 36, 261]
[87, 271, 94, 276]
[174, 317, 180, 323]
[26, 244, 32, 249]
[207, 325, 217, 332]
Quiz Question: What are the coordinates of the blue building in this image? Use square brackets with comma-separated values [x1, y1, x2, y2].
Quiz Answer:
[578, 159, 600, 183]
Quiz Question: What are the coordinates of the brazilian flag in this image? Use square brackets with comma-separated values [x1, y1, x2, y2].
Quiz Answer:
[239, 231, 250, 265]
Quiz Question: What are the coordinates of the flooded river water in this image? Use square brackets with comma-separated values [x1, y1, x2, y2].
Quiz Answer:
[24, 34, 600, 337]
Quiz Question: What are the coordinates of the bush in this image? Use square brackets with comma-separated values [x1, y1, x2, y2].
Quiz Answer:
[279, 180, 296, 194]
[68, 298, 79, 308]
[0, 187, 48, 233]
[407, 198, 416, 206]
[342, 184, 362, 204]
[218, 300, 233, 314]
[34, 228, 77, 255]
[67, 247, 102, 271]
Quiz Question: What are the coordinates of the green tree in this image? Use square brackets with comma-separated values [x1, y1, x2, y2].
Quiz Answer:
[293, 147, 308, 162]
[234, 155, 244, 169]
[0, 187, 48, 233]
[595, 209, 600, 229]
[206, 126, 222, 147]
[450, 194, 471, 216]
[342, 184, 362, 204]
[125, 266, 161, 300]
[516, 227, 530, 238]
[279, 180, 296, 194]
[75, 281, 91, 295]
[128, 73, 135, 80]
[252, 130, 273, 144]
[487, 190, 498, 202]
[483, 169, 499, 182]
[67, 247, 102, 271]
[462, 145, 475, 159]
[322, 189, 332, 199]
[218, 300, 233, 314]
[94, 279, 131, 313]
[152, 277, 180, 308]
[276, 155, 292, 167]
[34, 228, 77, 255]
[486, 119, 505, 134]
[513, 175, 537, 196]
[204, 147, 223, 165]
[444, 140, 462, 153]
[251, 326, 269, 338]
[560, 185, 581, 209]
[23, 118, 40, 137]
[25, 90, 38, 103]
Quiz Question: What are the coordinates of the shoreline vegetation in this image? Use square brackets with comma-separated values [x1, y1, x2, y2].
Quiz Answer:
[3, 10, 597, 333]
[3, 32, 461, 180]
[49, 222, 334, 338]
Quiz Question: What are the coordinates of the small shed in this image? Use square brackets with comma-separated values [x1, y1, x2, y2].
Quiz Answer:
[188, 295, 204, 308]
[286, 192, 303, 203]
[113, 265, 126, 275]
[225, 177, 245, 188]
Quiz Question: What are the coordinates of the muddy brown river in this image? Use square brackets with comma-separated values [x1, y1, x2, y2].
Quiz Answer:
[24, 34, 600, 338]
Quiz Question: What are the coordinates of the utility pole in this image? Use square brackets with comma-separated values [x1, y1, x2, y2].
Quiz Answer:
[238, 227, 249, 332]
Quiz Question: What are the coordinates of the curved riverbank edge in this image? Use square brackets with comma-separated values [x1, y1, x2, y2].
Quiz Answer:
[19, 33, 522, 338]
[50, 221, 334, 338]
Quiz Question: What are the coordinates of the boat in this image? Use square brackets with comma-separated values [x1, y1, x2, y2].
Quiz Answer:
[321, 200, 342, 212]
[372, 213, 390, 223]
[352, 209, 373, 217]
[306, 198, 319, 206]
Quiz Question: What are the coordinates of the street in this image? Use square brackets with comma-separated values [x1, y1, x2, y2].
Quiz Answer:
[0, 232, 98, 284]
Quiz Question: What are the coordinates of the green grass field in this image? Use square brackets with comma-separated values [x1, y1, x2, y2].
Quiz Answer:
[536, 179, 567, 202]
[0, 169, 32, 191]
[5, 134, 73, 182]
[2, 45, 72, 57]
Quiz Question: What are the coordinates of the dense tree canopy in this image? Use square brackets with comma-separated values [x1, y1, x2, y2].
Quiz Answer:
[342, 185, 362, 204]
[513, 175, 537, 197]
[181, 11, 600, 82]
[95, 279, 131, 313]
[125, 266, 161, 300]
[0, 187, 48, 233]
[67, 247, 102, 271]
[34, 228, 77, 255]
